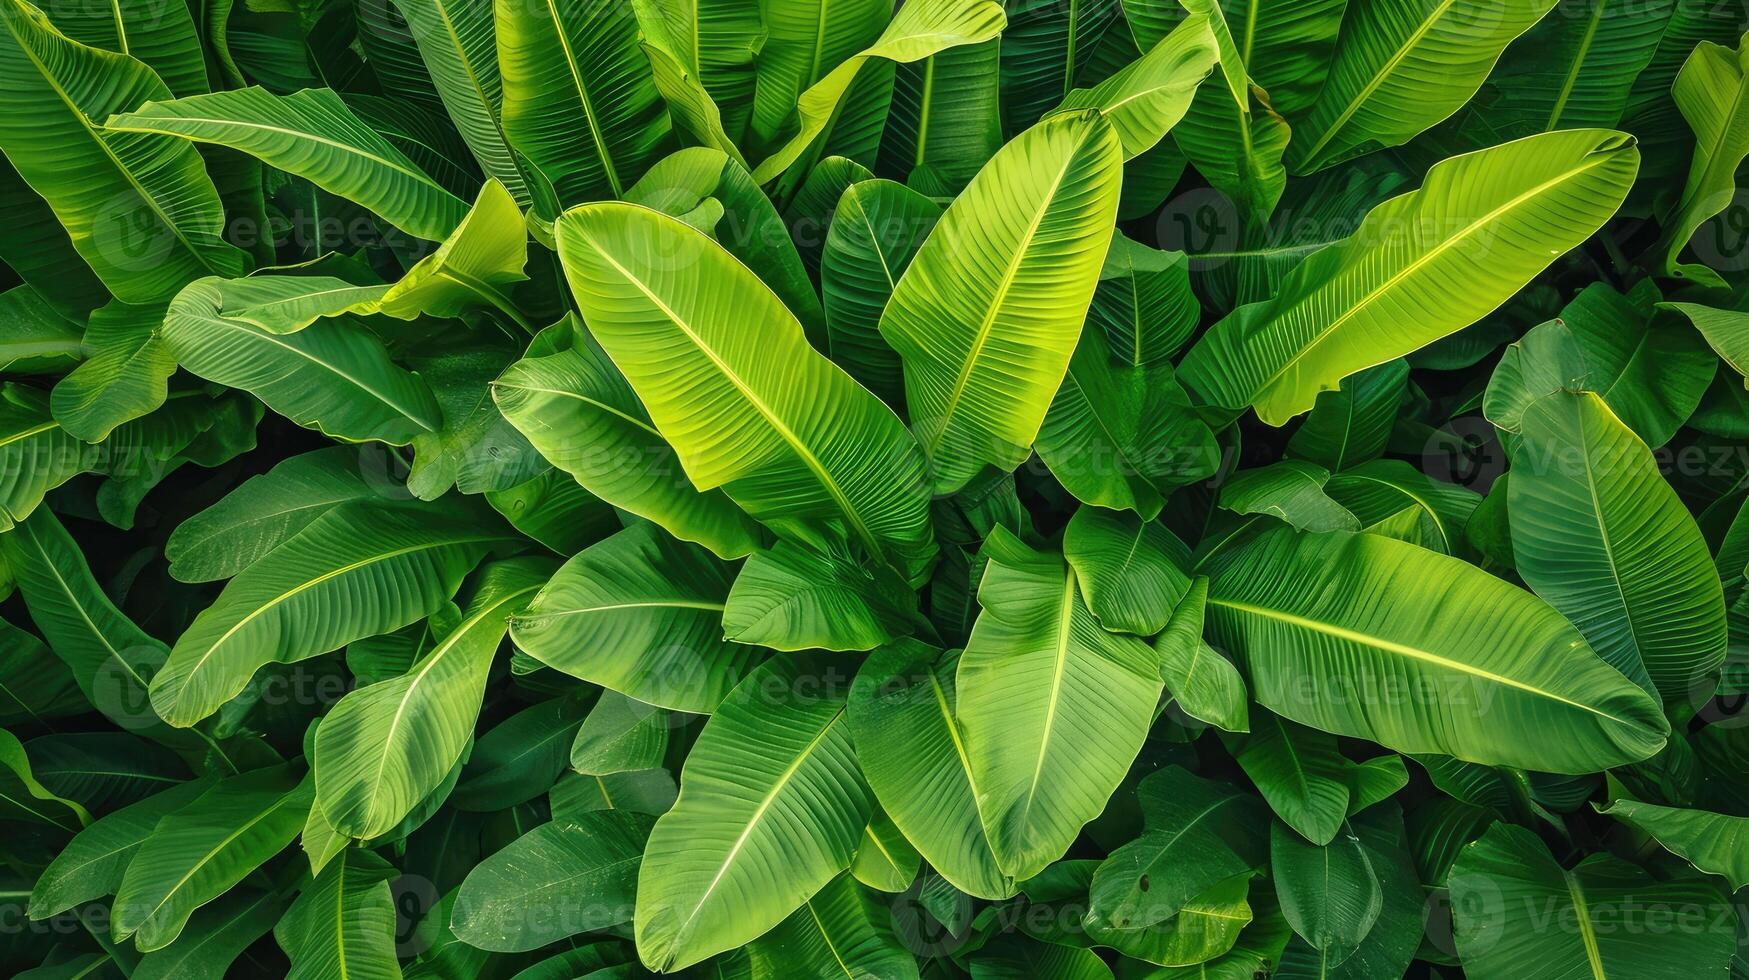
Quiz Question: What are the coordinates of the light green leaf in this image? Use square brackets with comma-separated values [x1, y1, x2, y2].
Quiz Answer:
[1085, 766, 1266, 934]
[511, 523, 764, 714]
[2, 507, 164, 730]
[1657, 34, 1749, 287]
[0, 385, 94, 530]
[555, 200, 937, 583]
[165, 446, 375, 583]
[1052, 10, 1215, 159]
[879, 109, 1123, 493]
[1510, 390, 1726, 701]
[1220, 460, 1360, 533]
[492, 337, 764, 560]
[0, 284, 84, 375]
[1287, 0, 1558, 172]
[106, 87, 471, 241]
[750, 0, 1007, 183]
[49, 301, 175, 442]
[1180, 129, 1639, 425]
[112, 765, 309, 951]
[820, 179, 941, 407]
[29, 777, 209, 917]
[315, 558, 553, 839]
[150, 499, 512, 727]
[396, 0, 527, 201]
[0, 0, 244, 303]
[957, 528, 1162, 880]
[1597, 797, 1749, 889]
[634, 654, 870, 972]
[1155, 576, 1249, 732]
[569, 692, 670, 776]
[1203, 526, 1668, 773]
[163, 278, 443, 446]
[846, 641, 1013, 900]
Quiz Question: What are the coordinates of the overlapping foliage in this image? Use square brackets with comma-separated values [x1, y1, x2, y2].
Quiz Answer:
[5, 0, 1749, 976]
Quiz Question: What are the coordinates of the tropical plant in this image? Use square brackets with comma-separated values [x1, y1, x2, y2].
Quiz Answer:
[5, 0, 1749, 976]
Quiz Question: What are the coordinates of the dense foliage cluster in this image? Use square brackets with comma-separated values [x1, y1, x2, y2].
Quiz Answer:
[8, 0, 1749, 976]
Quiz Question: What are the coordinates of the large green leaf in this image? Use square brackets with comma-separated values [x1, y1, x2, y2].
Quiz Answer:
[1450, 822, 1735, 979]
[48, 300, 175, 443]
[0, 726, 88, 832]
[1155, 576, 1250, 732]
[997, 0, 1122, 133]
[745, 0, 886, 147]
[274, 846, 403, 980]
[846, 641, 1012, 900]
[1287, 0, 1558, 172]
[820, 179, 941, 408]
[2, 507, 165, 731]
[396, 0, 526, 201]
[43, 0, 208, 98]
[133, 887, 286, 980]
[722, 537, 920, 652]
[957, 527, 1162, 880]
[748, 0, 1007, 183]
[0, 385, 93, 530]
[112, 765, 309, 951]
[1061, 505, 1192, 636]
[314, 558, 553, 839]
[1598, 797, 1749, 889]
[107, 87, 471, 241]
[1180, 129, 1639, 425]
[1228, 711, 1352, 845]
[491, 340, 763, 559]
[1220, 460, 1358, 533]
[633, 654, 870, 972]
[163, 278, 443, 446]
[1510, 390, 1727, 702]
[452, 809, 652, 951]
[1085, 766, 1266, 934]
[150, 498, 512, 727]
[0, 284, 84, 375]
[29, 779, 210, 918]
[746, 871, 920, 979]
[878, 109, 1123, 493]
[1036, 318, 1220, 517]
[1162, 0, 1291, 226]
[1203, 526, 1668, 773]
[496, 0, 671, 209]
[1657, 35, 1749, 287]
[622, 146, 824, 342]
[1050, 12, 1214, 159]
[1270, 819, 1382, 962]
[510, 523, 764, 714]
[0, 0, 244, 303]
[883, 40, 1004, 193]
[164, 446, 375, 583]
[555, 200, 937, 583]
[1479, 0, 1674, 140]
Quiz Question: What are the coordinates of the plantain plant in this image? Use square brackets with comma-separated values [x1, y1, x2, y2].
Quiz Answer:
[5, 0, 1749, 976]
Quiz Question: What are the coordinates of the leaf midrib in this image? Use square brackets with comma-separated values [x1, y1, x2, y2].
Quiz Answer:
[1207, 595, 1640, 725]
[1253, 148, 1620, 407]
